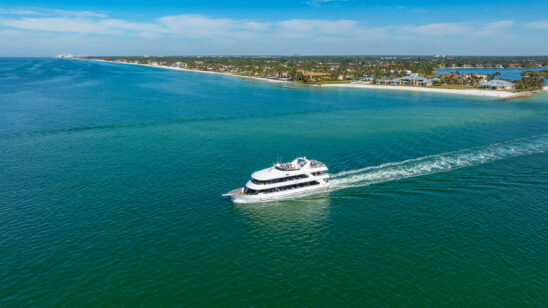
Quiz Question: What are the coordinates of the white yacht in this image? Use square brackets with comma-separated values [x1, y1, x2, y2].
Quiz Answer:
[223, 157, 330, 203]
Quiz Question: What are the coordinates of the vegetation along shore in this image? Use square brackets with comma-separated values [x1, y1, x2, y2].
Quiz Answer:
[73, 55, 548, 99]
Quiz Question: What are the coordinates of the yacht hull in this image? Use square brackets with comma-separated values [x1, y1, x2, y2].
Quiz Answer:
[224, 182, 330, 204]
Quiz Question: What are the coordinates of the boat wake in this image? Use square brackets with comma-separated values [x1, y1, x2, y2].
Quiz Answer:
[330, 134, 548, 190]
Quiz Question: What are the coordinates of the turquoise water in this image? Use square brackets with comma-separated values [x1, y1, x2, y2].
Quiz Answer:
[435, 67, 547, 80]
[1, 58, 547, 306]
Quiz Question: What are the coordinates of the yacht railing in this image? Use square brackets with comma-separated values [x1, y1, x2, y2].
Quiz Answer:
[275, 164, 299, 171]
[309, 160, 326, 168]
[275, 160, 326, 170]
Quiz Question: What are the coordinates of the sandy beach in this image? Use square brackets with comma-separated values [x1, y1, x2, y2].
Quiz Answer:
[83, 59, 534, 99]
[83, 59, 291, 84]
[321, 83, 521, 98]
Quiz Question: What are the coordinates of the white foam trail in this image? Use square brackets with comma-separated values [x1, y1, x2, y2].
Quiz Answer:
[330, 134, 548, 190]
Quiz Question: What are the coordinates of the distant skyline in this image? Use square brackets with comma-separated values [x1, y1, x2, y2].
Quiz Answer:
[1, 0, 548, 56]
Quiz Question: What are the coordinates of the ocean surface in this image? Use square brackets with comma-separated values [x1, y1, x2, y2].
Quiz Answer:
[1, 58, 547, 306]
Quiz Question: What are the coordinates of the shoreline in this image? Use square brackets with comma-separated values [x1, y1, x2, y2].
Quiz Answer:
[320, 83, 522, 98]
[435, 66, 547, 70]
[81, 58, 291, 84]
[80, 58, 535, 99]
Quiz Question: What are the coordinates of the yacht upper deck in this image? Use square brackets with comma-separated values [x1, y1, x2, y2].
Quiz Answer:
[251, 157, 328, 181]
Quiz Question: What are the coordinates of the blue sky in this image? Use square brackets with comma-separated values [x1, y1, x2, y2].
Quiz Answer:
[1, 0, 547, 56]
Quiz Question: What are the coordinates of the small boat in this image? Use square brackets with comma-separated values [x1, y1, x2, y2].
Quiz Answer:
[223, 157, 330, 203]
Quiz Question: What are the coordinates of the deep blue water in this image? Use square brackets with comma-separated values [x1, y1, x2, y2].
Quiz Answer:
[1, 58, 547, 306]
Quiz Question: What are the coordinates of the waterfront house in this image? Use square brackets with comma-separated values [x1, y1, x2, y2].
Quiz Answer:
[376, 77, 394, 85]
[462, 73, 487, 81]
[440, 72, 459, 79]
[357, 76, 374, 84]
[300, 71, 330, 82]
[337, 74, 353, 80]
[479, 80, 515, 90]
[275, 72, 291, 79]
[398, 75, 433, 86]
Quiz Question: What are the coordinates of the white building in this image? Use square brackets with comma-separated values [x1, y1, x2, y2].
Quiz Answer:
[479, 80, 515, 90]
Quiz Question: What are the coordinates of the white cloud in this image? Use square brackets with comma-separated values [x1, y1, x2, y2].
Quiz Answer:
[0, 7, 107, 18]
[303, 0, 342, 7]
[526, 20, 548, 29]
[0, 7, 538, 56]
[407, 23, 471, 36]
[0, 17, 120, 34]
[0, 29, 27, 36]
[0, 16, 161, 35]
[277, 19, 361, 39]
[0, 8, 42, 15]
[355, 26, 392, 39]
[156, 15, 272, 38]
[374, 5, 407, 10]
[229, 31, 261, 40]
[411, 8, 428, 14]
[50, 10, 107, 18]
[243, 21, 270, 31]
[475, 20, 513, 36]
[100, 19, 159, 32]
[0, 6, 520, 43]
[406, 20, 515, 38]
[158, 14, 234, 37]
[138, 31, 163, 39]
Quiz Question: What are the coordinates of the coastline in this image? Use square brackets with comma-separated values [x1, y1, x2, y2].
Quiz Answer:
[80, 58, 533, 99]
[321, 83, 521, 98]
[81, 58, 291, 84]
[435, 66, 547, 70]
